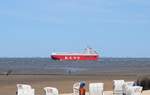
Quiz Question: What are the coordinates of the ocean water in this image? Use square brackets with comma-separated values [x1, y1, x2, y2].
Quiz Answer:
[0, 58, 150, 75]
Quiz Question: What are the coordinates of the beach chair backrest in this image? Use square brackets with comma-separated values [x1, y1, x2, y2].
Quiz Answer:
[89, 83, 104, 95]
[113, 80, 125, 91]
[44, 87, 59, 95]
[126, 86, 143, 95]
[73, 82, 81, 95]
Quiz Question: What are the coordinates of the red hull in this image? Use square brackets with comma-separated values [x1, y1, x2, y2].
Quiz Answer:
[51, 55, 99, 61]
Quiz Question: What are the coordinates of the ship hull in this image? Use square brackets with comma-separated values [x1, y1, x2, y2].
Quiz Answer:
[51, 55, 99, 61]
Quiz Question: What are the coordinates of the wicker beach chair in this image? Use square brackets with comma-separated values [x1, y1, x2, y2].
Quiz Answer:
[16, 84, 35, 95]
[126, 86, 143, 95]
[113, 80, 125, 95]
[89, 83, 104, 95]
[44, 87, 59, 95]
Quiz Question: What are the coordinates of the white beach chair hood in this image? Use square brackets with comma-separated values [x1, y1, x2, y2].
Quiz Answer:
[44, 87, 59, 95]
[113, 80, 125, 91]
[17, 84, 34, 95]
[89, 83, 104, 95]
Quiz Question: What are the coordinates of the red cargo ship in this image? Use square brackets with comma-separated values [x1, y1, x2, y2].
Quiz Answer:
[51, 48, 99, 61]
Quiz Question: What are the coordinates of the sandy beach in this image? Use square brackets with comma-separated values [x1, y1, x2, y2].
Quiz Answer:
[0, 74, 139, 95]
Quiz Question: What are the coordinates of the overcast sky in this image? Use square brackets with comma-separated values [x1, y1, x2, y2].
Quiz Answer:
[0, 0, 150, 57]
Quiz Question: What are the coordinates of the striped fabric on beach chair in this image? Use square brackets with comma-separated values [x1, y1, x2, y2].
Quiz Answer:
[44, 87, 59, 95]
[17, 84, 35, 95]
[89, 83, 104, 95]
[113, 80, 125, 95]
[73, 82, 81, 95]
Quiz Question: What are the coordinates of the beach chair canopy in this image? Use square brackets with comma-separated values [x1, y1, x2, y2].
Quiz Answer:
[89, 83, 104, 95]
[44, 87, 59, 95]
[17, 84, 34, 95]
[17, 84, 32, 90]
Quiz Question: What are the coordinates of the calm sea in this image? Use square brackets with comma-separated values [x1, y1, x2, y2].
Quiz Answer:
[0, 58, 150, 75]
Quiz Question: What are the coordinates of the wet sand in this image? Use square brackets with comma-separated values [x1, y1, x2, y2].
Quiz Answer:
[0, 74, 139, 95]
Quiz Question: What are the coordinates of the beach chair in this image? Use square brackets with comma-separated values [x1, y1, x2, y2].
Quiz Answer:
[123, 81, 134, 95]
[73, 82, 81, 95]
[89, 83, 104, 95]
[113, 80, 125, 95]
[126, 86, 142, 95]
[44, 87, 59, 95]
[17, 84, 35, 95]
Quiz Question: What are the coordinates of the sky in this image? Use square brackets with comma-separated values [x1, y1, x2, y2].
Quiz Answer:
[0, 0, 150, 57]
